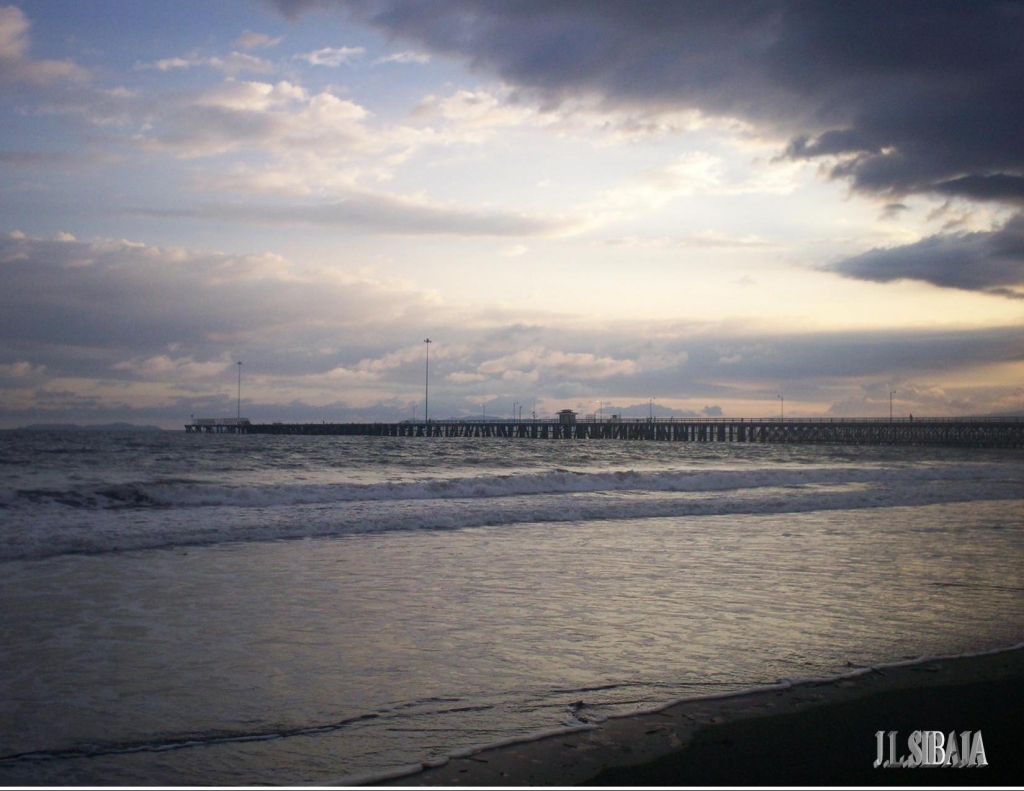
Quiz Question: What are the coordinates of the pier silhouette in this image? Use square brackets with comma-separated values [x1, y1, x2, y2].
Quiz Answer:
[186, 416, 1024, 447]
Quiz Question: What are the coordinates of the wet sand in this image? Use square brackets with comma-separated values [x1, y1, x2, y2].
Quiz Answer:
[382, 644, 1024, 786]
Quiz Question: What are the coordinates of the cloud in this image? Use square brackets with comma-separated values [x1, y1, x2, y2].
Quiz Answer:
[0, 359, 46, 385]
[410, 86, 733, 147]
[268, 1, 1024, 301]
[325, 1, 1023, 209]
[132, 190, 582, 237]
[475, 346, 639, 381]
[75, 75, 585, 224]
[0, 150, 77, 168]
[682, 231, 776, 249]
[880, 203, 909, 220]
[0, 232, 437, 364]
[130, 78, 439, 183]
[4, 231, 1023, 426]
[295, 46, 365, 67]
[590, 152, 809, 221]
[110, 355, 231, 381]
[134, 79, 404, 161]
[374, 50, 430, 65]
[411, 89, 538, 143]
[679, 328, 1024, 383]
[0, 4, 87, 84]
[599, 232, 776, 250]
[831, 213, 1024, 298]
[136, 51, 274, 76]
[236, 31, 283, 50]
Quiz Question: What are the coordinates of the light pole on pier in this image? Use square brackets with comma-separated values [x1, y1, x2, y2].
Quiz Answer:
[890, 389, 896, 423]
[778, 395, 784, 422]
[423, 339, 431, 423]
[237, 361, 242, 422]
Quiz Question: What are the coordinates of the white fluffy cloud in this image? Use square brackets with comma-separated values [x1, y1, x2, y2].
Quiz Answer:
[136, 51, 275, 76]
[474, 345, 639, 381]
[136, 78, 423, 168]
[295, 46, 365, 66]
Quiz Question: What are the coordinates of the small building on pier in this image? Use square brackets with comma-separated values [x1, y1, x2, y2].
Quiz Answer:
[186, 417, 250, 434]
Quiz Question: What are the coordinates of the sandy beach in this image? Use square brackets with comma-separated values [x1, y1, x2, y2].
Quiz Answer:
[383, 644, 1024, 786]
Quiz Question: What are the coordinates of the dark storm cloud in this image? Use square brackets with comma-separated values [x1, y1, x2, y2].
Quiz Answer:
[276, 0, 1024, 208]
[932, 175, 1024, 205]
[831, 214, 1024, 297]
[675, 328, 1024, 382]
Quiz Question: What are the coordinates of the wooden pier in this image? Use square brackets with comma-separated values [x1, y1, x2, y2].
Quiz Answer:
[186, 417, 1024, 448]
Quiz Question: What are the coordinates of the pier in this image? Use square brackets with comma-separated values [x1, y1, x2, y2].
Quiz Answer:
[185, 417, 1024, 447]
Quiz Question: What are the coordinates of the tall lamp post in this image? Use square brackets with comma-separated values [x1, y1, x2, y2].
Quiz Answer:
[237, 361, 242, 422]
[890, 389, 896, 423]
[423, 339, 431, 423]
[778, 395, 784, 422]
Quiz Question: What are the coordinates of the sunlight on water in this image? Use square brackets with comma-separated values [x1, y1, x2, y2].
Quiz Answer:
[2, 498, 1022, 783]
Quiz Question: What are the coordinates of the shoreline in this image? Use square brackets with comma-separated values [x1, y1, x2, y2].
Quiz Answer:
[371, 642, 1024, 786]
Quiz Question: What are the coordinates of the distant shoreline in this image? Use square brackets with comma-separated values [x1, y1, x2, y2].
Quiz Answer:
[10, 423, 164, 432]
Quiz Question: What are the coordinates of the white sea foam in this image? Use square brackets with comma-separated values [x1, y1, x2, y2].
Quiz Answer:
[2, 461, 1021, 561]
[4, 460, 1018, 512]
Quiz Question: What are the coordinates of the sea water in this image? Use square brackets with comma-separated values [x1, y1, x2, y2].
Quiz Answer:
[1, 430, 1022, 784]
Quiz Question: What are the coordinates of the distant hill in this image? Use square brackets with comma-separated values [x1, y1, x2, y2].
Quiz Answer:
[18, 422, 165, 432]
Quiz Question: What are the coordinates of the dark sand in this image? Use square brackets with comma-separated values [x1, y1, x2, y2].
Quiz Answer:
[382, 645, 1024, 786]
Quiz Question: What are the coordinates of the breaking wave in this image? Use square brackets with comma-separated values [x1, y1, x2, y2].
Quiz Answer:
[6, 462, 1019, 512]
[2, 462, 1021, 562]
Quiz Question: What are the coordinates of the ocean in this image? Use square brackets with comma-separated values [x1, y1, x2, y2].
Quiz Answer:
[1, 429, 1022, 784]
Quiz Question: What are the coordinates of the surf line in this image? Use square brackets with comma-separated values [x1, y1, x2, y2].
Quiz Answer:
[317, 638, 1024, 787]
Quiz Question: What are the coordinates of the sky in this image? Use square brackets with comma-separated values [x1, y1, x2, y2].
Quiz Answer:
[1, 0, 1023, 428]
